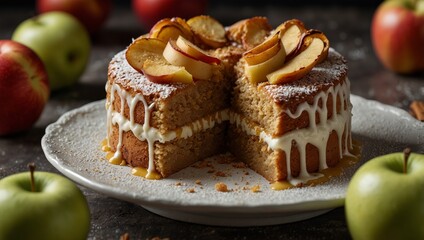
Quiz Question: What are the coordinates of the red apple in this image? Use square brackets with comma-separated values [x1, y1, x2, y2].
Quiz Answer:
[371, 0, 424, 74]
[132, 0, 208, 29]
[0, 40, 49, 136]
[36, 0, 112, 34]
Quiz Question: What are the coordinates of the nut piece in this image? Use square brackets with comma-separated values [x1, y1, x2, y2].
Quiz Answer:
[266, 30, 329, 84]
[187, 15, 227, 48]
[227, 16, 272, 50]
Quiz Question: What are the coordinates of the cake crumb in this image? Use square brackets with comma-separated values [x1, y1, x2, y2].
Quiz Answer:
[251, 185, 261, 193]
[215, 171, 227, 177]
[186, 188, 196, 193]
[215, 182, 229, 192]
[175, 182, 182, 186]
[232, 161, 247, 168]
[410, 100, 424, 121]
[217, 157, 233, 164]
[195, 179, 202, 185]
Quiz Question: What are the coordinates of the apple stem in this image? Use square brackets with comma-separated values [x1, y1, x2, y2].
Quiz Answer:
[403, 148, 411, 174]
[28, 162, 36, 192]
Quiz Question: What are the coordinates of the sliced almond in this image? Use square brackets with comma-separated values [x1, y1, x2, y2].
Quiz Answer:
[125, 37, 167, 73]
[266, 30, 329, 84]
[163, 40, 213, 80]
[187, 15, 227, 48]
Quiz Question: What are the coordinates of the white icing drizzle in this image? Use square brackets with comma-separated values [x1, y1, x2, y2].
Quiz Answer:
[106, 83, 229, 177]
[230, 78, 352, 185]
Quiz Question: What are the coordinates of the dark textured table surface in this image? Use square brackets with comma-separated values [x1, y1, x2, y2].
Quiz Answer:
[1, 3, 423, 240]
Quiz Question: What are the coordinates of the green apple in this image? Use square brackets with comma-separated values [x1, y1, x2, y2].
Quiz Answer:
[12, 12, 90, 91]
[0, 166, 90, 240]
[345, 150, 424, 240]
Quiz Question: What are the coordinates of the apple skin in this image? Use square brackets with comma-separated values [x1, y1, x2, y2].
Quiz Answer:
[371, 0, 424, 74]
[0, 40, 49, 136]
[132, 0, 208, 29]
[345, 152, 424, 240]
[0, 171, 90, 240]
[36, 0, 112, 34]
[12, 12, 91, 91]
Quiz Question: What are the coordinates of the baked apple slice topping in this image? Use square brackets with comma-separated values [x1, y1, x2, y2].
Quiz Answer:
[186, 15, 227, 48]
[175, 35, 221, 65]
[227, 17, 272, 50]
[276, 19, 307, 60]
[142, 59, 193, 84]
[126, 38, 194, 84]
[125, 37, 167, 73]
[243, 34, 286, 83]
[163, 39, 214, 80]
[267, 30, 329, 84]
[149, 17, 194, 42]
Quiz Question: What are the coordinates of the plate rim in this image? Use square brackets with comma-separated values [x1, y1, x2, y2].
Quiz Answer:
[41, 95, 424, 215]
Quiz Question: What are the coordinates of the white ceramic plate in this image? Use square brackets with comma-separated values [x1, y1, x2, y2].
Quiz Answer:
[41, 95, 424, 226]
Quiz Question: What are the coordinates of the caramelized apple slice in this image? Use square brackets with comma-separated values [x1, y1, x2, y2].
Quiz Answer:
[227, 17, 272, 50]
[275, 19, 307, 60]
[142, 59, 193, 84]
[241, 17, 272, 50]
[243, 34, 282, 65]
[266, 30, 329, 84]
[187, 15, 227, 48]
[125, 37, 167, 73]
[175, 36, 221, 64]
[150, 17, 194, 42]
[245, 38, 286, 83]
[163, 39, 213, 80]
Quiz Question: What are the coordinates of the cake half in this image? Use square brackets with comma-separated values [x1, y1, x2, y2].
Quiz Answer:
[229, 48, 352, 186]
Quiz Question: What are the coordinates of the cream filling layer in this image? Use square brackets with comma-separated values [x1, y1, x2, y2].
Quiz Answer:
[106, 82, 229, 177]
[106, 77, 352, 183]
[230, 78, 352, 185]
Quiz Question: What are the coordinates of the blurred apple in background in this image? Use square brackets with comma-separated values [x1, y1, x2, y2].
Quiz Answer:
[36, 0, 112, 35]
[371, 0, 424, 74]
[0, 40, 49, 136]
[132, 0, 208, 29]
[12, 12, 91, 91]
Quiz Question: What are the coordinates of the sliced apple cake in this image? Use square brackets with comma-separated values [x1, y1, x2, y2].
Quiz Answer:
[104, 16, 354, 188]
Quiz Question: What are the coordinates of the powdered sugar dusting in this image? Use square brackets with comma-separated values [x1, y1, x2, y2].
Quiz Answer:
[108, 50, 188, 100]
[262, 48, 348, 104]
